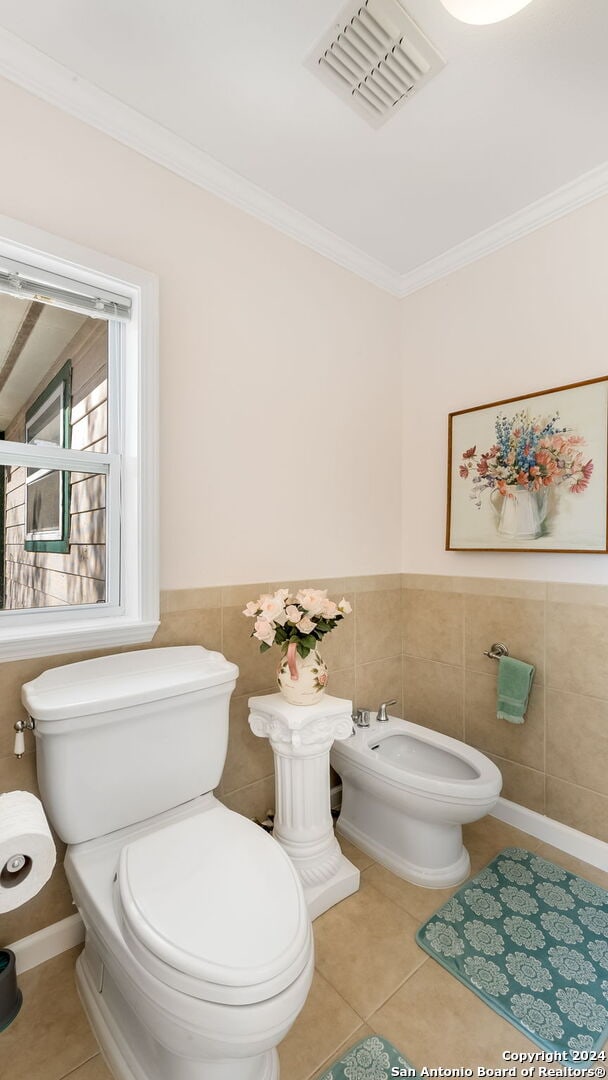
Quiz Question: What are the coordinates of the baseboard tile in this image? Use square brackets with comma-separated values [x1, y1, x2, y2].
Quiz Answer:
[492, 797, 608, 873]
[9, 912, 84, 975]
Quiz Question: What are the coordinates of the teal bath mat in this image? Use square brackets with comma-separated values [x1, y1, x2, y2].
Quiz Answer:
[417, 848, 608, 1068]
[318, 1035, 417, 1079]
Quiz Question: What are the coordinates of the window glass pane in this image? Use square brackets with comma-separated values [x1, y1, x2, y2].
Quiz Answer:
[2, 465, 107, 610]
[26, 471, 61, 536]
[27, 393, 62, 446]
[0, 294, 109, 452]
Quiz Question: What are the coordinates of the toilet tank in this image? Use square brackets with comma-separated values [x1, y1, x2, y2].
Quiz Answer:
[22, 646, 238, 845]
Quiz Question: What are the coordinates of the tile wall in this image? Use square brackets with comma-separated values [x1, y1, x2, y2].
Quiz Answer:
[3, 570, 606, 949]
[0, 574, 402, 946]
[402, 574, 608, 845]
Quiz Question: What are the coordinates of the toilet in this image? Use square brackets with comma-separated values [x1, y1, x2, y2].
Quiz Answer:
[331, 712, 502, 888]
[22, 646, 314, 1080]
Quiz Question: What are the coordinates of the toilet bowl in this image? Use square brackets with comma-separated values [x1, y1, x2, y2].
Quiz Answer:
[23, 647, 315, 1080]
[66, 795, 313, 1080]
[331, 714, 502, 888]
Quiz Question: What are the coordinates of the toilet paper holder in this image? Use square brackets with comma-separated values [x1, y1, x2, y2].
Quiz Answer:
[14, 718, 35, 759]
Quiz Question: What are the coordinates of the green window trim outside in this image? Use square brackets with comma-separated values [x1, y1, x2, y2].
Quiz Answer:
[24, 359, 72, 555]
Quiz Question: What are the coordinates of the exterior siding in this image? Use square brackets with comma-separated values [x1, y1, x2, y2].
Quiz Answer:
[3, 320, 107, 609]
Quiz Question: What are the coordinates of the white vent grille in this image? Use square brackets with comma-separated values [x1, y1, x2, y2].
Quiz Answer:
[306, 0, 445, 128]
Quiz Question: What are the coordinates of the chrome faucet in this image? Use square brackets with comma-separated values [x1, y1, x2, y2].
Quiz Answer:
[352, 708, 372, 727]
[376, 699, 396, 722]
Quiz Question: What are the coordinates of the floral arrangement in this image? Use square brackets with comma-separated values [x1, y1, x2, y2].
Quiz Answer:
[459, 409, 593, 509]
[243, 587, 352, 657]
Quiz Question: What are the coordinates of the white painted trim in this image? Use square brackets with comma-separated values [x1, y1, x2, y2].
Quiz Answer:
[1, 32, 608, 298]
[0, 214, 160, 661]
[0, 29, 398, 296]
[9, 912, 84, 975]
[395, 162, 608, 297]
[492, 797, 608, 873]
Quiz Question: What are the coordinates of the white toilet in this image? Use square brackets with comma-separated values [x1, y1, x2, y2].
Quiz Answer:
[22, 646, 314, 1080]
[331, 712, 502, 888]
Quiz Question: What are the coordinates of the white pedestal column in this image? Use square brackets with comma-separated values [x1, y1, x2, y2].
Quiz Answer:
[248, 693, 360, 919]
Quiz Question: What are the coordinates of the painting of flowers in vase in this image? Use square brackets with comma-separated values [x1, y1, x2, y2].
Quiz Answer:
[447, 378, 608, 552]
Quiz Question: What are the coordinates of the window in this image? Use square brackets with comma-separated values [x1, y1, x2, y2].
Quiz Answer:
[24, 361, 72, 552]
[0, 218, 159, 661]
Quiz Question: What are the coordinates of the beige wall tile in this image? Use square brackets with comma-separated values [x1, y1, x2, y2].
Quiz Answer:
[547, 689, 608, 797]
[486, 753, 545, 814]
[403, 589, 464, 665]
[327, 667, 355, 704]
[221, 690, 275, 795]
[356, 588, 401, 665]
[355, 656, 402, 717]
[464, 669, 544, 769]
[278, 970, 361, 1080]
[464, 594, 545, 680]
[321, 595, 355, 671]
[547, 601, 608, 698]
[1, 856, 74, 947]
[219, 775, 276, 822]
[150, 607, 222, 651]
[160, 587, 221, 614]
[403, 657, 464, 739]
[221, 605, 278, 695]
[461, 577, 546, 600]
[547, 582, 608, 606]
[546, 776, 608, 844]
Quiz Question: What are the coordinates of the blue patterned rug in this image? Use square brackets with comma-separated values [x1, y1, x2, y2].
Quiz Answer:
[417, 848, 608, 1067]
[318, 1035, 417, 1079]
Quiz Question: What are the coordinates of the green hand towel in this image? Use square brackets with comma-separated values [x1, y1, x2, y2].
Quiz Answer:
[496, 655, 535, 723]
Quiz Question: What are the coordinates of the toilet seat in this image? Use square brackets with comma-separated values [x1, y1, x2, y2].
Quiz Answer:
[118, 804, 312, 1006]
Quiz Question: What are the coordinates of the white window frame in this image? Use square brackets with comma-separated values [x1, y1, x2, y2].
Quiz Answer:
[0, 214, 159, 661]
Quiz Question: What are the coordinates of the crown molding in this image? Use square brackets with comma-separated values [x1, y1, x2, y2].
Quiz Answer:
[0, 29, 400, 296]
[1, 28, 608, 300]
[396, 160, 608, 298]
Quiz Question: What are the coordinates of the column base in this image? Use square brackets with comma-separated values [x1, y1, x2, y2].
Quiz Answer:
[304, 855, 360, 920]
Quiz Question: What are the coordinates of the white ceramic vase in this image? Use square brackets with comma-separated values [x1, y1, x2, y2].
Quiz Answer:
[491, 486, 548, 541]
[277, 644, 328, 706]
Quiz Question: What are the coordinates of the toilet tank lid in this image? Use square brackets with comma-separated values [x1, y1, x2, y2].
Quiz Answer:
[22, 646, 239, 722]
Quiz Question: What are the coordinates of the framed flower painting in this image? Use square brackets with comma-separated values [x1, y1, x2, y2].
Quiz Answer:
[446, 377, 608, 552]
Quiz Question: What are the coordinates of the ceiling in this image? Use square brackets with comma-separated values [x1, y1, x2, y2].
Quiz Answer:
[0, 0, 607, 287]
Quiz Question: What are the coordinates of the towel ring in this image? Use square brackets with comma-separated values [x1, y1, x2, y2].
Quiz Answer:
[483, 642, 510, 661]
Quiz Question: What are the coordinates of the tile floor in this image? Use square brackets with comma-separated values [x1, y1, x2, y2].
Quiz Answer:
[4, 816, 608, 1080]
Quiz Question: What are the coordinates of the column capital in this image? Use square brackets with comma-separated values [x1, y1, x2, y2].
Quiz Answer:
[248, 692, 353, 751]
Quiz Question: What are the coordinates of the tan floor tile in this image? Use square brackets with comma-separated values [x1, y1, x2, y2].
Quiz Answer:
[361, 863, 459, 924]
[464, 815, 543, 874]
[368, 959, 540, 1070]
[336, 831, 376, 872]
[278, 970, 361, 1080]
[313, 877, 427, 1019]
[310, 1024, 374, 1080]
[62, 1056, 113, 1079]
[3, 947, 98, 1080]
[534, 842, 608, 889]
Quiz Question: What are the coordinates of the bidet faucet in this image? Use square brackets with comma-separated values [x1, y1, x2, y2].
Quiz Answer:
[376, 699, 396, 722]
[352, 708, 371, 727]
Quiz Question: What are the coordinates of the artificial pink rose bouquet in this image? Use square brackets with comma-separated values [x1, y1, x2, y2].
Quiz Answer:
[243, 587, 352, 659]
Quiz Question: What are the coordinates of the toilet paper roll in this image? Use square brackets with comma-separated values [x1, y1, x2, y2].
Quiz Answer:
[0, 792, 56, 914]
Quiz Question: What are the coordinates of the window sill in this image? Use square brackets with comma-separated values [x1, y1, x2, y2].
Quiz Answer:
[0, 615, 159, 663]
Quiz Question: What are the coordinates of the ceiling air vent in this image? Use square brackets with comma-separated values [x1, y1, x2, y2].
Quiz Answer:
[306, 0, 445, 128]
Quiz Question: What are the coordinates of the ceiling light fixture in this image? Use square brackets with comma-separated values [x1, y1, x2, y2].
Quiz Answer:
[439, 0, 535, 25]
